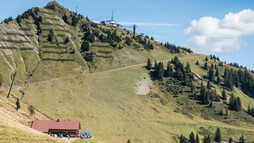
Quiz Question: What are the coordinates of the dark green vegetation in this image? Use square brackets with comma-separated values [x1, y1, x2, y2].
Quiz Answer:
[0, 1, 254, 143]
[179, 128, 246, 143]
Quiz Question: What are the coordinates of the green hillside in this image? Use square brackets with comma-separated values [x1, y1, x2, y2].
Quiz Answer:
[0, 1, 254, 143]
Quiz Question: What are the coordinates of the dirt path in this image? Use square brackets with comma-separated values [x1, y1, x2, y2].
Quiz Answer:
[20, 54, 203, 86]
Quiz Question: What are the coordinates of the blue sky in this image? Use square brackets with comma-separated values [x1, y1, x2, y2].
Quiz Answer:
[0, 0, 254, 69]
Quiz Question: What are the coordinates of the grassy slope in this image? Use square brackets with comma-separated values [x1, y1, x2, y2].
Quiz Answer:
[15, 54, 254, 143]
[0, 88, 64, 143]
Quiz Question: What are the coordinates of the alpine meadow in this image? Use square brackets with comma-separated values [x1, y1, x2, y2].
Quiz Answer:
[0, 1, 254, 143]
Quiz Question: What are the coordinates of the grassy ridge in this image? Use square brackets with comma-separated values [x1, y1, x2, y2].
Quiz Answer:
[15, 54, 254, 143]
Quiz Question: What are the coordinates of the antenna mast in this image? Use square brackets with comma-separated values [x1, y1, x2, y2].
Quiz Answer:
[133, 24, 136, 37]
[111, 10, 114, 21]
[7, 72, 17, 98]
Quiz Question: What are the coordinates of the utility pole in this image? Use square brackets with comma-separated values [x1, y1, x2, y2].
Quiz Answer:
[76, 6, 78, 14]
[7, 72, 17, 98]
[133, 24, 137, 37]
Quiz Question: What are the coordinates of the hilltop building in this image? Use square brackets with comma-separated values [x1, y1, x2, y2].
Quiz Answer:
[32, 119, 81, 137]
[100, 11, 123, 28]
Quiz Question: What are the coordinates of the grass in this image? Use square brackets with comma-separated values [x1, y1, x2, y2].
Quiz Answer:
[0, 124, 63, 143]
[17, 55, 254, 142]
[0, 88, 63, 143]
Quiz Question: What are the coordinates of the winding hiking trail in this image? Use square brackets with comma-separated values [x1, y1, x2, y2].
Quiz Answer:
[19, 54, 204, 86]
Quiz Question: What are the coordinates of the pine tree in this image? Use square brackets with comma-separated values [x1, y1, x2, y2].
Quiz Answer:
[81, 41, 89, 52]
[154, 60, 158, 70]
[239, 135, 245, 143]
[157, 62, 164, 80]
[208, 68, 215, 82]
[229, 94, 235, 108]
[216, 76, 221, 84]
[189, 132, 195, 143]
[16, 15, 22, 24]
[205, 56, 209, 61]
[180, 134, 188, 143]
[229, 137, 233, 143]
[166, 62, 173, 77]
[203, 135, 212, 143]
[16, 98, 21, 111]
[196, 133, 200, 143]
[216, 68, 219, 76]
[207, 81, 211, 90]
[28, 105, 35, 116]
[222, 89, 227, 100]
[237, 97, 242, 111]
[196, 60, 199, 65]
[47, 29, 54, 42]
[146, 58, 152, 70]
[204, 62, 208, 70]
[64, 36, 70, 43]
[0, 74, 3, 87]
[214, 128, 222, 143]
[248, 105, 251, 114]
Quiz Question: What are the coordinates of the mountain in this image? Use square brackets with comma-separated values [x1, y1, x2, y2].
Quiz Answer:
[0, 1, 254, 143]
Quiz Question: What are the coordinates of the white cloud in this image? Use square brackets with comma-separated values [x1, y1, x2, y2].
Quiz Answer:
[184, 9, 254, 52]
[119, 22, 178, 26]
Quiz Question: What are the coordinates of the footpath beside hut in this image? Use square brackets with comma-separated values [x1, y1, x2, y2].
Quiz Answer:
[32, 119, 81, 137]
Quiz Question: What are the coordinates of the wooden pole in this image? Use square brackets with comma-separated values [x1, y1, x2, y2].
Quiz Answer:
[7, 72, 17, 98]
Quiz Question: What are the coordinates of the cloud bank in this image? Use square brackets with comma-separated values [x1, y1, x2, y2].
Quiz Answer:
[184, 9, 254, 52]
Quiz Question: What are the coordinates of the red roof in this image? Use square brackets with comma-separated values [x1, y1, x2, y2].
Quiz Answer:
[32, 120, 81, 133]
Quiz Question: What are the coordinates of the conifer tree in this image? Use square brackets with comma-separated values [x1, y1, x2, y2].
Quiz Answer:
[208, 68, 215, 82]
[48, 29, 54, 42]
[196, 133, 200, 143]
[248, 105, 251, 114]
[229, 94, 235, 108]
[239, 135, 245, 143]
[127, 139, 131, 143]
[28, 105, 35, 116]
[214, 128, 222, 143]
[166, 62, 173, 77]
[157, 62, 164, 80]
[204, 62, 208, 70]
[146, 58, 152, 70]
[207, 81, 211, 90]
[81, 41, 89, 52]
[216, 68, 219, 76]
[237, 97, 242, 111]
[64, 36, 70, 43]
[196, 60, 199, 65]
[203, 135, 212, 143]
[229, 137, 233, 143]
[216, 76, 221, 84]
[189, 132, 195, 143]
[222, 89, 227, 100]
[16, 98, 21, 111]
[154, 60, 158, 70]
[205, 56, 208, 61]
[179, 134, 188, 143]
[0, 74, 3, 87]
